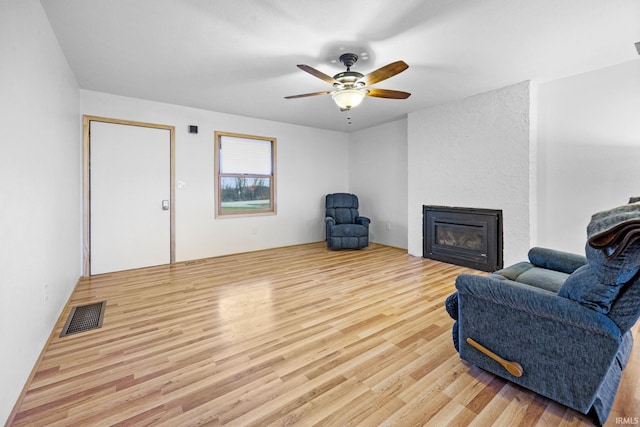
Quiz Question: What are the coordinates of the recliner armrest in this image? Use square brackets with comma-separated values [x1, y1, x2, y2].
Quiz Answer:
[356, 216, 370, 226]
[527, 247, 587, 274]
[456, 273, 620, 339]
[324, 217, 336, 226]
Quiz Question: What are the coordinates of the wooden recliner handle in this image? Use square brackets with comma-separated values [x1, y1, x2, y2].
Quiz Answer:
[466, 337, 523, 377]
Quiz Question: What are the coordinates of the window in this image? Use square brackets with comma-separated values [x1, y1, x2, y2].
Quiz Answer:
[214, 131, 276, 217]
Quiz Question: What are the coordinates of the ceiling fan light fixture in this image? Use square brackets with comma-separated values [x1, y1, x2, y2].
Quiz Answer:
[286, 54, 410, 111]
[331, 88, 367, 110]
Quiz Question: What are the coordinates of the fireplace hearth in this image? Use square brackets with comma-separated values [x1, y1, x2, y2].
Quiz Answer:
[423, 205, 503, 272]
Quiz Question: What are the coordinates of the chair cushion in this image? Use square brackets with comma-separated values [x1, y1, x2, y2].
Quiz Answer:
[331, 207, 358, 224]
[325, 193, 360, 225]
[494, 262, 569, 293]
[326, 192, 359, 209]
[558, 264, 624, 314]
[577, 202, 640, 330]
[608, 274, 640, 331]
[585, 241, 640, 286]
[330, 223, 368, 237]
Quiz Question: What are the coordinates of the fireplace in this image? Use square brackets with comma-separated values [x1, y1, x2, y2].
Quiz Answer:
[423, 205, 503, 272]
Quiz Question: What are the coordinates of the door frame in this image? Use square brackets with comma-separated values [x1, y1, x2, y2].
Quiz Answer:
[83, 115, 175, 277]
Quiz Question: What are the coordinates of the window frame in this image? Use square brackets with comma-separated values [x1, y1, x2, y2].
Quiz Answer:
[214, 131, 277, 218]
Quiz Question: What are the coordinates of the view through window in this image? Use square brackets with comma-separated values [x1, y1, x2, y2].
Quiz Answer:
[214, 131, 276, 217]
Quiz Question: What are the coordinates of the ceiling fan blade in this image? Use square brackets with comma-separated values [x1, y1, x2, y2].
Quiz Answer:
[366, 88, 411, 99]
[297, 64, 338, 84]
[284, 90, 332, 99]
[360, 61, 409, 86]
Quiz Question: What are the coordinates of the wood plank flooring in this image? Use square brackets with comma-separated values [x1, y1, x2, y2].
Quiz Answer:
[8, 243, 639, 426]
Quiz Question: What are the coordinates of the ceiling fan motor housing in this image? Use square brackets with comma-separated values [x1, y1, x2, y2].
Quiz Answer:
[333, 71, 365, 89]
[339, 53, 359, 69]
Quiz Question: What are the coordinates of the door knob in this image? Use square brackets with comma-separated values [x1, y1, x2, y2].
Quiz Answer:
[162, 200, 170, 210]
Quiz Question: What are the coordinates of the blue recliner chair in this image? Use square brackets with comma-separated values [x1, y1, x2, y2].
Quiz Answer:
[325, 193, 370, 249]
[446, 202, 640, 425]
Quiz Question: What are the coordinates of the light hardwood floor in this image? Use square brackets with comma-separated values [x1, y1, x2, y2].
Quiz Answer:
[8, 243, 639, 426]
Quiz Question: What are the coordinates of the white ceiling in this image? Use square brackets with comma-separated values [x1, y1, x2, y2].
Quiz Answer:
[41, 0, 640, 132]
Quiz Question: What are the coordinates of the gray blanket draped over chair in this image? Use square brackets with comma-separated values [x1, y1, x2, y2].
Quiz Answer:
[446, 201, 640, 425]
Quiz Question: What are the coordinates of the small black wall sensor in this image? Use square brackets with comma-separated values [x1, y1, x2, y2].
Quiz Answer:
[188, 125, 198, 134]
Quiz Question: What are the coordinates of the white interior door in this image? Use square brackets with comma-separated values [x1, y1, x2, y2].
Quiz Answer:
[90, 121, 171, 275]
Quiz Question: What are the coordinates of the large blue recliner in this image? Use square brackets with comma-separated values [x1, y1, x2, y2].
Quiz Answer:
[446, 202, 640, 425]
[325, 193, 370, 249]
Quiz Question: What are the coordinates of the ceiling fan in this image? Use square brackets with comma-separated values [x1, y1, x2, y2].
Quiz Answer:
[285, 53, 411, 111]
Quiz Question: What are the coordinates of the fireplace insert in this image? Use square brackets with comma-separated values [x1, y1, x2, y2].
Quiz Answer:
[423, 205, 503, 272]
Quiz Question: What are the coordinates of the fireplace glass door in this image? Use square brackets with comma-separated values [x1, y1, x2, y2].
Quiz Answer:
[423, 206, 502, 272]
[435, 223, 484, 252]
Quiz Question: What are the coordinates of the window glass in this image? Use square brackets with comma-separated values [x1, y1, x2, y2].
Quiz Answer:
[214, 132, 276, 217]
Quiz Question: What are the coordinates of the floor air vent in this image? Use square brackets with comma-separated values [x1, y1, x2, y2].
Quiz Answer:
[60, 301, 106, 337]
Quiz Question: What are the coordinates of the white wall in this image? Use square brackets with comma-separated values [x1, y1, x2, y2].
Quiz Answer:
[537, 59, 640, 254]
[2, 4, 636, 422]
[407, 82, 536, 266]
[80, 90, 350, 262]
[348, 119, 408, 249]
[0, 0, 81, 423]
